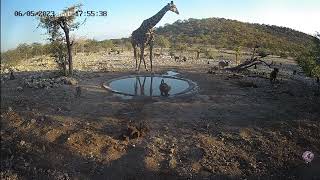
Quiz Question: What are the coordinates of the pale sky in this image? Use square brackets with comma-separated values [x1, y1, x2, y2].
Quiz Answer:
[1, 0, 320, 52]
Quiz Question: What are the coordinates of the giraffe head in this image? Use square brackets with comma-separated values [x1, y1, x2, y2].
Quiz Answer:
[167, 1, 179, 15]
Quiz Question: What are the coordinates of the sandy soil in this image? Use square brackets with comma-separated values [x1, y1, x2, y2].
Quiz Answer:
[1, 53, 320, 179]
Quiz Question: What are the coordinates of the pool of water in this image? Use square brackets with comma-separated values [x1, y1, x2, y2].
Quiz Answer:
[103, 74, 197, 97]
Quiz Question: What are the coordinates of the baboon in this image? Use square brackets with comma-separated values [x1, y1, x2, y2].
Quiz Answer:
[315, 77, 320, 96]
[159, 79, 171, 96]
[174, 56, 180, 62]
[207, 61, 210, 65]
[154, 53, 161, 58]
[270, 68, 279, 84]
[182, 56, 187, 62]
[169, 52, 175, 58]
[254, 64, 257, 69]
[75, 86, 81, 97]
[279, 62, 282, 66]
[293, 70, 297, 75]
[218, 61, 229, 69]
[9, 70, 15, 80]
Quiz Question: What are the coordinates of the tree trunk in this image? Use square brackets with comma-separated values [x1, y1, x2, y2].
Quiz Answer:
[235, 54, 238, 65]
[64, 29, 73, 76]
[64, 56, 68, 76]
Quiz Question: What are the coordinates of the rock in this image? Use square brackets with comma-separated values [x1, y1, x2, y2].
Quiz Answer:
[3, 68, 9, 73]
[121, 134, 130, 142]
[8, 107, 13, 112]
[63, 77, 78, 85]
[30, 119, 36, 123]
[20, 140, 25, 146]
[16, 86, 23, 91]
[170, 148, 175, 154]
[169, 158, 177, 168]
[128, 125, 140, 139]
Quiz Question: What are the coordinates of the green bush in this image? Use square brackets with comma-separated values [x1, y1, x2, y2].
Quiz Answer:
[296, 34, 320, 77]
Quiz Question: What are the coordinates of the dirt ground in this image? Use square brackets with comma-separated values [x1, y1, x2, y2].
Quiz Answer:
[1, 59, 320, 179]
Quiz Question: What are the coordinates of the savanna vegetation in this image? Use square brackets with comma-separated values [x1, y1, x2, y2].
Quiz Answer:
[1, 17, 319, 77]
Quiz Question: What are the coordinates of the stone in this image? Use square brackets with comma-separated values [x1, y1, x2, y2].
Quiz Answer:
[30, 119, 36, 123]
[8, 107, 13, 112]
[128, 126, 140, 139]
[17, 86, 23, 91]
[3, 68, 9, 73]
[169, 158, 177, 169]
[63, 77, 78, 85]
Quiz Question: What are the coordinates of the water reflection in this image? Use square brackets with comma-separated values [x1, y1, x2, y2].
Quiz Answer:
[109, 75, 190, 97]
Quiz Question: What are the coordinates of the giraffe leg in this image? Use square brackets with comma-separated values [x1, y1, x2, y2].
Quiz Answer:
[149, 41, 154, 72]
[133, 44, 138, 71]
[142, 47, 149, 71]
[138, 45, 145, 71]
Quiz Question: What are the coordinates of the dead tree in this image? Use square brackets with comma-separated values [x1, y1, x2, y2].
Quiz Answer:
[226, 45, 272, 72]
[226, 57, 272, 72]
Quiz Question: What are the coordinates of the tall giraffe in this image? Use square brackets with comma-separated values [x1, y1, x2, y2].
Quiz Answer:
[131, 1, 179, 71]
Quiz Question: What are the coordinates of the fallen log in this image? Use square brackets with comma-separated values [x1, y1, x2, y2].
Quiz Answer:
[226, 57, 273, 72]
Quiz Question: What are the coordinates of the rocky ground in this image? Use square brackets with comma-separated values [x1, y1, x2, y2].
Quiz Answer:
[1, 51, 320, 179]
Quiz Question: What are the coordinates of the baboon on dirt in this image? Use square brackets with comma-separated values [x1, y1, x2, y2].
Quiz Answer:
[154, 53, 161, 58]
[182, 56, 187, 62]
[159, 79, 171, 96]
[75, 86, 81, 97]
[9, 70, 15, 80]
[174, 56, 180, 62]
[293, 70, 297, 75]
[270, 68, 279, 84]
[218, 61, 229, 69]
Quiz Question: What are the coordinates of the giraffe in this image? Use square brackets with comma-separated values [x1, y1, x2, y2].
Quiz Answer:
[131, 1, 179, 72]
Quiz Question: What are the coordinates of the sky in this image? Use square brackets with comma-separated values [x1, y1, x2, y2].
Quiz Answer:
[1, 0, 320, 52]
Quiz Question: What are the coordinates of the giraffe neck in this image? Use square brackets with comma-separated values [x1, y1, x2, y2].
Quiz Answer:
[143, 5, 169, 30]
